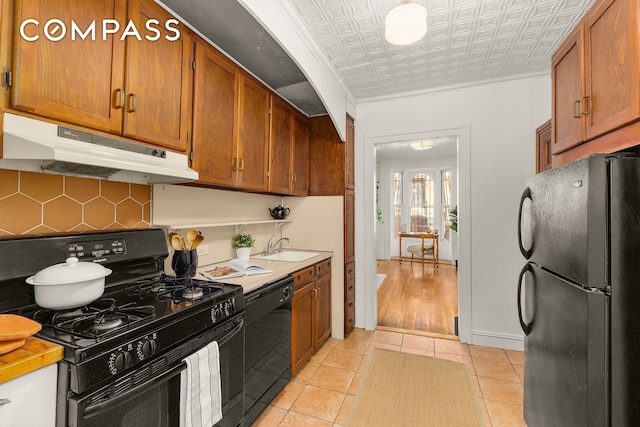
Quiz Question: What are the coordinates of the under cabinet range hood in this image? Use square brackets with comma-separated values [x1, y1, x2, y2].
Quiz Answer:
[0, 113, 198, 184]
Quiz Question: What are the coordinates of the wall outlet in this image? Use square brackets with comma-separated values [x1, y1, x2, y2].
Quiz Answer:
[196, 245, 209, 256]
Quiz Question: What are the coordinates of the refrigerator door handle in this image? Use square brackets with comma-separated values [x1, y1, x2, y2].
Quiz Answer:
[518, 187, 533, 259]
[517, 262, 534, 335]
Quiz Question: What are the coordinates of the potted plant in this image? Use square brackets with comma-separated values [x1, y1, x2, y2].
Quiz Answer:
[449, 206, 458, 232]
[232, 233, 255, 261]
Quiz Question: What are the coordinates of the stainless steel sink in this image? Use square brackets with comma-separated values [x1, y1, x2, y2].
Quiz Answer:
[258, 251, 320, 262]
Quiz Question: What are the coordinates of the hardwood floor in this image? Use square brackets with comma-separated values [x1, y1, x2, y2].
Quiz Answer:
[376, 259, 458, 337]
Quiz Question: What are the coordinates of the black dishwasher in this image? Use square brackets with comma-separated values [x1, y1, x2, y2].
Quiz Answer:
[244, 275, 293, 425]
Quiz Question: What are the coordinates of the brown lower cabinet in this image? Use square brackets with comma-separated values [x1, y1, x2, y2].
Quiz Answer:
[345, 261, 355, 332]
[291, 258, 331, 375]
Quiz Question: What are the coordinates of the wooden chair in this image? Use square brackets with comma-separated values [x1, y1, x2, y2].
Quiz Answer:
[406, 233, 438, 267]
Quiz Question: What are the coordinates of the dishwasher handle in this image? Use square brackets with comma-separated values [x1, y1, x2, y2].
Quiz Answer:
[245, 276, 294, 304]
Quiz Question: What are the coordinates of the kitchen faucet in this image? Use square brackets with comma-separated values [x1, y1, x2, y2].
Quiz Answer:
[266, 234, 290, 255]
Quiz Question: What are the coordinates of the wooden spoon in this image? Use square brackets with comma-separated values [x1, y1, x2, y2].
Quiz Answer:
[186, 229, 199, 250]
[171, 234, 184, 251]
[191, 234, 204, 249]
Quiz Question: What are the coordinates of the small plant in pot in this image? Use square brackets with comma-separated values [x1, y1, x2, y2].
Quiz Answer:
[232, 233, 255, 261]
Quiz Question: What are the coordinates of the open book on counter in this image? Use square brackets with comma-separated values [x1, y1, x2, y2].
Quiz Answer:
[200, 258, 273, 280]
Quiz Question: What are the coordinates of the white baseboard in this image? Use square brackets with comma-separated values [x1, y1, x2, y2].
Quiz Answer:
[470, 330, 524, 351]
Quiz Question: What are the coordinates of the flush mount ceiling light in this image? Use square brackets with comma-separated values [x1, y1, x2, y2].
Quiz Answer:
[410, 140, 437, 150]
[385, 0, 428, 46]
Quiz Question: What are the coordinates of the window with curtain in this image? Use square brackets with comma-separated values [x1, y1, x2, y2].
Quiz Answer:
[410, 173, 434, 232]
[441, 170, 451, 240]
[393, 172, 402, 235]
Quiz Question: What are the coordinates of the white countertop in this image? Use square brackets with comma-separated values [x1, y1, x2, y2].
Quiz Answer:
[196, 250, 333, 293]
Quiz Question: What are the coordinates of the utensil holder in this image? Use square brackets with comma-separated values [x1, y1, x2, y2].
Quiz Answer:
[171, 250, 198, 277]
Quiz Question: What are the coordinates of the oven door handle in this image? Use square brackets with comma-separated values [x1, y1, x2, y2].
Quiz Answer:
[217, 317, 244, 347]
[83, 362, 186, 419]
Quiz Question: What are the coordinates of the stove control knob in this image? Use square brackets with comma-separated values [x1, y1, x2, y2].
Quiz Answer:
[229, 298, 236, 313]
[140, 338, 157, 359]
[283, 287, 292, 299]
[223, 301, 231, 316]
[114, 350, 132, 373]
[211, 306, 221, 323]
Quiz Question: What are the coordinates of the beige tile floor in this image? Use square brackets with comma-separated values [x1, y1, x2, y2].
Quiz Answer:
[252, 329, 526, 427]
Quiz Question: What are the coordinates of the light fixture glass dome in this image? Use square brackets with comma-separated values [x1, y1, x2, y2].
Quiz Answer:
[410, 140, 437, 150]
[385, 2, 428, 46]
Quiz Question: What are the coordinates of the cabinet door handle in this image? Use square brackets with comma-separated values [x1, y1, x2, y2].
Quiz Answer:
[573, 100, 581, 118]
[115, 89, 125, 109]
[312, 288, 318, 299]
[128, 93, 138, 113]
[580, 96, 590, 115]
[0, 398, 10, 406]
[240, 158, 245, 171]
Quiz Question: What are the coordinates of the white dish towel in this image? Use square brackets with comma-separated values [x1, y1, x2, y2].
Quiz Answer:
[180, 341, 223, 427]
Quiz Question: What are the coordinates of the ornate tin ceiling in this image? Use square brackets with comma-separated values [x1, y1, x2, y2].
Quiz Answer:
[284, 0, 596, 101]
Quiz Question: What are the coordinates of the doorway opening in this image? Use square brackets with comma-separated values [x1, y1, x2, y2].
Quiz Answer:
[374, 136, 459, 339]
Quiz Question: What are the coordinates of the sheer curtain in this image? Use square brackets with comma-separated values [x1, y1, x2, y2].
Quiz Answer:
[442, 170, 451, 240]
[393, 172, 402, 234]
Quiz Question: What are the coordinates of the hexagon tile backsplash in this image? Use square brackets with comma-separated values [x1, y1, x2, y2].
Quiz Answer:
[0, 169, 151, 236]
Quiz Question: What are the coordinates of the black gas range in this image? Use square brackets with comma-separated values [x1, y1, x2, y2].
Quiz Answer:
[0, 229, 245, 427]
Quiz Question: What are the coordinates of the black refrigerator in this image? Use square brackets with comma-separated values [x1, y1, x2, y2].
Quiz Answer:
[517, 153, 640, 427]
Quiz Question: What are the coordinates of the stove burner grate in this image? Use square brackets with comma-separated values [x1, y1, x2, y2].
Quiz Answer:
[33, 298, 155, 339]
[126, 274, 225, 302]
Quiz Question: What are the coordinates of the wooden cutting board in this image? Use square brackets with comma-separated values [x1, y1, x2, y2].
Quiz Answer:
[0, 337, 62, 384]
[0, 314, 42, 341]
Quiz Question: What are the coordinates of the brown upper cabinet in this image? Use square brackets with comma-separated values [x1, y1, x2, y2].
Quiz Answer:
[11, 0, 193, 152]
[191, 40, 238, 187]
[309, 115, 345, 196]
[236, 75, 269, 192]
[290, 112, 310, 196]
[345, 114, 355, 190]
[552, 0, 640, 157]
[268, 96, 294, 195]
[191, 45, 269, 191]
[268, 96, 309, 195]
[536, 120, 552, 174]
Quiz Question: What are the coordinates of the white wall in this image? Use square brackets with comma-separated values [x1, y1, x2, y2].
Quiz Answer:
[355, 75, 551, 350]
